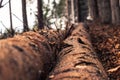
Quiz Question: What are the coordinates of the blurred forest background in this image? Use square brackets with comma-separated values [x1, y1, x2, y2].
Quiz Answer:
[0, 0, 120, 38]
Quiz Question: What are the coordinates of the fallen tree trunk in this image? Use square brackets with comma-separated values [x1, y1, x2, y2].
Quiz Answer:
[48, 23, 108, 80]
[0, 31, 54, 80]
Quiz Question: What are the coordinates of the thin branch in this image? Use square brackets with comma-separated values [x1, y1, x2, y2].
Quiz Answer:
[12, 13, 28, 28]
[2, 1, 9, 7]
[0, 0, 9, 8]
[12, 13, 23, 23]
[0, 0, 3, 8]
[0, 21, 11, 33]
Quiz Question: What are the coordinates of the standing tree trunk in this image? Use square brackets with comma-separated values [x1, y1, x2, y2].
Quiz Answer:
[22, 0, 29, 32]
[71, 0, 75, 23]
[110, 0, 120, 25]
[88, 0, 98, 20]
[74, 0, 79, 22]
[64, 0, 68, 20]
[67, 0, 78, 23]
[78, 0, 88, 22]
[97, 0, 111, 23]
[67, 0, 72, 23]
[9, 0, 14, 36]
[119, 0, 120, 6]
[37, 0, 44, 29]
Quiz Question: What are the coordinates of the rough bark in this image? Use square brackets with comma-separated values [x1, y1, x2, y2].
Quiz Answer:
[97, 0, 111, 23]
[0, 32, 53, 80]
[48, 23, 108, 80]
[110, 0, 120, 25]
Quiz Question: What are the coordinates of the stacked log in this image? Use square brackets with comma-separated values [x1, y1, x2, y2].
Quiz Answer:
[0, 31, 53, 80]
[48, 23, 108, 80]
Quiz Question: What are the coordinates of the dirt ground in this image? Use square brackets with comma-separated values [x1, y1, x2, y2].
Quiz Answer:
[88, 22, 120, 80]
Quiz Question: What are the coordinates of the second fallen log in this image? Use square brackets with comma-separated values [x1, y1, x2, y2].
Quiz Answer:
[48, 23, 108, 80]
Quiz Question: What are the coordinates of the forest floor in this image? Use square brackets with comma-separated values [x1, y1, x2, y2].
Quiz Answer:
[88, 22, 120, 80]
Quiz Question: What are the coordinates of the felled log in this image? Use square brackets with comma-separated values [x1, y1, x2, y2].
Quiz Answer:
[48, 23, 108, 80]
[0, 31, 53, 80]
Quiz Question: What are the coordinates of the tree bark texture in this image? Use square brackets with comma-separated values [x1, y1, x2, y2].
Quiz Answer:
[48, 23, 108, 80]
[97, 0, 111, 23]
[110, 0, 120, 25]
[0, 32, 53, 80]
[22, 0, 29, 32]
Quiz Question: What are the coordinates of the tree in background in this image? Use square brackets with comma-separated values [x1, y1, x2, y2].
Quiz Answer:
[22, 0, 29, 32]
[52, 0, 79, 24]
[64, 0, 68, 19]
[37, 0, 44, 29]
[42, 0, 67, 29]
[96, 0, 111, 23]
[88, 0, 98, 20]
[74, 0, 79, 22]
[87, 0, 120, 25]
[9, 0, 14, 36]
[110, 0, 120, 25]
[87, 0, 111, 23]
[70, 0, 75, 23]
[63, 0, 78, 23]
[30, 0, 120, 30]
[78, 0, 88, 22]
[66, 0, 79, 23]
